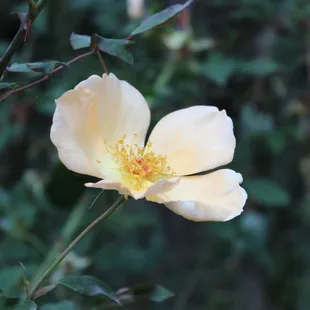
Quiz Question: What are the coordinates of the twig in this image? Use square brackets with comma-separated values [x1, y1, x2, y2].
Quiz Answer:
[0, 0, 51, 77]
[0, 28, 25, 77]
[0, 50, 95, 102]
[30, 198, 88, 287]
[96, 50, 109, 74]
[29, 195, 126, 299]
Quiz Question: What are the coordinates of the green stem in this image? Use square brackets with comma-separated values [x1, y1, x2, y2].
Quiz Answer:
[96, 50, 109, 74]
[29, 195, 126, 299]
[30, 197, 88, 286]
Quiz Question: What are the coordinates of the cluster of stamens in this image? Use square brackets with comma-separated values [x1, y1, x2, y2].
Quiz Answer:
[104, 134, 174, 190]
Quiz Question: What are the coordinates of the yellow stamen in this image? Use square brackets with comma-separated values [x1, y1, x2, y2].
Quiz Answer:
[105, 134, 174, 190]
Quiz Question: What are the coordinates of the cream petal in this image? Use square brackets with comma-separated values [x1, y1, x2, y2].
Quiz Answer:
[143, 177, 180, 197]
[147, 169, 247, 222]
[85, 177, 180, 200]
[148, 106, 236, 175]
[52, 73, 151, 179]
[98, 73, 151, 147]
[51, 106, 101, 177]
[85, 180, 132, 196]
[52, 75, 108, 174]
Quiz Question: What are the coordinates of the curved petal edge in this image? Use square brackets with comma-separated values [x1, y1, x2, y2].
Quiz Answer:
[147, 169, 247, 222]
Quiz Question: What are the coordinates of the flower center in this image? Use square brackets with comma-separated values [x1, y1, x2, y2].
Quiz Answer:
[104, 134, 174, 190]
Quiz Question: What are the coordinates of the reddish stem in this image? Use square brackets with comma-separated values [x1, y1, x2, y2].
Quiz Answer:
[24, 20, 33, 42]
[0, 50, 95, 102]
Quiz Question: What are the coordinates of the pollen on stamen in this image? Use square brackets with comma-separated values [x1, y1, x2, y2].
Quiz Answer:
[105, 134, 174, 190]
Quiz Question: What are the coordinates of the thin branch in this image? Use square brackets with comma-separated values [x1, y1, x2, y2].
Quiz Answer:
[29, 195, 126, 299]
[0, 27, 25, 77]
[0, 0, 51, 77]
[96, 50, 109, 74]
[0, 50, 95, 102]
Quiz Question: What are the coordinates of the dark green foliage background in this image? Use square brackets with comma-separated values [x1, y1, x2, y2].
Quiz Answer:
[1, 0, 310, 309]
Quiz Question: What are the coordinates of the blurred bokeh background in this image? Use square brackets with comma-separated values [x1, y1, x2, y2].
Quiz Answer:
[1, 0, 310, 309]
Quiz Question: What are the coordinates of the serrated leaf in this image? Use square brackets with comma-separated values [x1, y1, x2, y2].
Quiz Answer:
[245, 178, 290, 207]
[130, 0, 193, 36]
[0, 82, 21, 90]
[59, 275, 121, 305]
[70, 33, 91, 50]
[93, 34, 134, 65]
[14, 300, 37, 310]
[32, 284, 56, 299]
[7, 61, 66, 74]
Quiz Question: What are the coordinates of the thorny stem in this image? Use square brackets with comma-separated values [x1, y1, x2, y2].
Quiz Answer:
[0, 50, 96, 102]
[0, 0, 51, 77]
[29, 195, 127, 300]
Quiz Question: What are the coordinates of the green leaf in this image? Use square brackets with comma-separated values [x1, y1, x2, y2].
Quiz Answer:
[93, 34, 134, 65]
[149, 285, 175, 302]
[59, 275, 121, 305]
[13, 300, 37, 310]
[245, 178, 290, 207]
[237, 57, 282, 77]
[200, 53, 235, 86]
[40, 301, 77, 310]
[240, 104, 274, 137]
[0, 266, 24, 292]
[130, 284, 174, 303]
[7, 61, 66, 74]
[70, 33, 91, 50]
[6, 63, 30, 73]
[27, 61, 66, 74]
[130, 0, 193, 36]
[0, 82, 21, 90]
